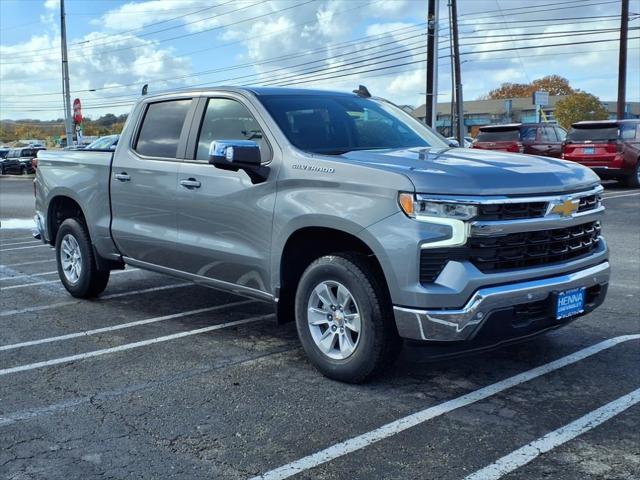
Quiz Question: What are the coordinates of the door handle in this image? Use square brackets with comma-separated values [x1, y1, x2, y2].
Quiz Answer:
[180, 178, 201, 189]
[114, 172, 130, 182]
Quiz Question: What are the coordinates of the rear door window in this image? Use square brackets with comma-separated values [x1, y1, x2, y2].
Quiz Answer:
[135, 99, 192, 158]
[476, 128, 520, 142]
[620, 124, 637, 140]
[540, 126, 557, 142]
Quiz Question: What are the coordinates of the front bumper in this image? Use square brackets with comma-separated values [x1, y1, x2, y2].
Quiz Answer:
[393, 261, 610, 342]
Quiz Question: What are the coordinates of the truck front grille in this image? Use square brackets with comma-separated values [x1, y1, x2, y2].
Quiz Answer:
[468, 221, 601, 272]
[474, 192, 600, 221]
[477, 202, 547, 221]
[419, 221, 601, 283]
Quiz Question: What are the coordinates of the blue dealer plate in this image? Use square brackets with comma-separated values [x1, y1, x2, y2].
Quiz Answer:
[556, 287, 586, 320]
[583, 147, 595, 154]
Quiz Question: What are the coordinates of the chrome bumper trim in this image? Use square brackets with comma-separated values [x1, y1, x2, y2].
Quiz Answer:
[416, 185, 603, 205]
[470, 206, 604, 236]
[393, 261, 610, 342]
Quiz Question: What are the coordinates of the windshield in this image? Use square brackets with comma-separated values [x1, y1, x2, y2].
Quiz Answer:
[567, 126, 619, 142]
[86, 135, 118, 150]
[258, 94, 446, 154]
[476, 128, 521, 142]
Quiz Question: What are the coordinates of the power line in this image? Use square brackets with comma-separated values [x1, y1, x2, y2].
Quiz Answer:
[0, 0, 317, 64]
[2, 24, 628, 102]
[4, 34, 637, 113]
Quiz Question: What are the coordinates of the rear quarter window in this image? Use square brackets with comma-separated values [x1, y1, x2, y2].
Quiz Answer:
[134, 99, 192, 158]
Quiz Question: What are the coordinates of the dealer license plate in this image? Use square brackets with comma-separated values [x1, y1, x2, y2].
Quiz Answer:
[556, 287, 586, 320]
[583, 147, 595, 154]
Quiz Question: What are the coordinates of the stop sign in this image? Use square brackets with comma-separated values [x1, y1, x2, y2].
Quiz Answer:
[73, 98, 82, 125]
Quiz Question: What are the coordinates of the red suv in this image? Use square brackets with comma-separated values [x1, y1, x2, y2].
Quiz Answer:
[562, 120, 640, 187]
[472, 123, 567, 158]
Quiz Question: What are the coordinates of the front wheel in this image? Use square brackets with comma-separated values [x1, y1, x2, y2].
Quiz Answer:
[624, 162, 640, 188]
[55, 218, 110, 298]
[295, 253, 401, 383]
[20, 165, 27, 175]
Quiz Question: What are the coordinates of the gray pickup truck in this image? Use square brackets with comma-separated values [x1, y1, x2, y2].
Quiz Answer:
[35, 87, 610, 383]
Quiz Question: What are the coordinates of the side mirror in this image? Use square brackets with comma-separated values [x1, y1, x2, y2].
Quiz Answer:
[209, 140, 269, 184]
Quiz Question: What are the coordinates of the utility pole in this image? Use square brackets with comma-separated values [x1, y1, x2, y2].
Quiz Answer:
[616, 0, 629, 120]
[60, 0, 74, 146]
[450, 0, 464, 146]
[448, 0, 455, 138]
[425, 0, 439, 127]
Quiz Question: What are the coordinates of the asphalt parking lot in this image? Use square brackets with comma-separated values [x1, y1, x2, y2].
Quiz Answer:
[1, 175, 639, 480]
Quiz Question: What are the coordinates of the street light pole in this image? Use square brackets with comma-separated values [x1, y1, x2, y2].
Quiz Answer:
[616, 0, 629, 120]
[425, 0, 439, 127]
[60, 0, 74, 146]
[450, 0, 464, 146]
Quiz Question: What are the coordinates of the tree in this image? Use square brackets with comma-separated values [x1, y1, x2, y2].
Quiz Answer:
[554, 92, 609, 129]
[483, 82, 531, 100]
[530, 75, 573, 96]
[483, 75, 574, 100]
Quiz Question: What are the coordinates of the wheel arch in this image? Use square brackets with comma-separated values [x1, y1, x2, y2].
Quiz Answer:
[275, 225, 392, 324]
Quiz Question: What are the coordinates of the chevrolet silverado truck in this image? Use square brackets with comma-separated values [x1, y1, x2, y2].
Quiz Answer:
[34, 87, 610, 383]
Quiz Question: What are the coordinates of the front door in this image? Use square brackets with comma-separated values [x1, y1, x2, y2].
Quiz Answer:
[110, 98, 194, 267]
[174, 96, 277, 296]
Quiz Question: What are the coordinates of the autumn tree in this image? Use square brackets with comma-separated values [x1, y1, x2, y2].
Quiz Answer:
[483, 75, 574, 100]
[554, 92, 609, 129]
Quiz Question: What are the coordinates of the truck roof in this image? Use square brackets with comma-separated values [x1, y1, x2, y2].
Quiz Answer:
[141, 86, 356, 101]
[571, 119, 640, 127]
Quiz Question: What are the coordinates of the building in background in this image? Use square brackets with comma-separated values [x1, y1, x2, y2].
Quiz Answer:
[412, 96, 640, 137]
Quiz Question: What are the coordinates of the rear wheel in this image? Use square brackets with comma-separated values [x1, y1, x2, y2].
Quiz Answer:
[55, 218, 110, 298]
[294, 253, 401, 383]
[624, 162, 640, 188]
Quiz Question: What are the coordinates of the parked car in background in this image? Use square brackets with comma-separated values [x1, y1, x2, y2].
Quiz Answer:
[85, 134, 119, 151]
[472, 123, 566, 158]
[446, 136, 472, 147]
[0, 147, 45, 175]
[562, 119, 640, 187]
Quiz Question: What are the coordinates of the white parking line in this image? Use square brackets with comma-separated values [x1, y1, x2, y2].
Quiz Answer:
[602, 192, 640, 200]
[0, 244, 48, 252]
[0, 240, 41, 247]
[0, 282, 190, 317]
[0, 313, 274, 376]
[248, 334, 640, 480]
[0, 300, 253, 351]
[0, 270, 57, 281]
[0, 258, 55, 267]
[464, 387, 640, 480]
[0, 268, 138, 290]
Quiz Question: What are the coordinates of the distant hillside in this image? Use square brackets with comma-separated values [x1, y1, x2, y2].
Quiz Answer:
[0, 113, 128, 144]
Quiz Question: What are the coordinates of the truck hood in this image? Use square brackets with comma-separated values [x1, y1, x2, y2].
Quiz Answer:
[340, 147, 600, 195]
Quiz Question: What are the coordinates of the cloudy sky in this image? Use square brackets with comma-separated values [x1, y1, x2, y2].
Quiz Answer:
[0, 0, 638, 120]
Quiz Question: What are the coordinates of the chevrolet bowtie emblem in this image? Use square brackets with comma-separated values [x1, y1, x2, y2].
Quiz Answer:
[550, 199, 579, 217]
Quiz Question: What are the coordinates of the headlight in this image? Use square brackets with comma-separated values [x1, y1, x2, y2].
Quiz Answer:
[398, 193, 478, 220]
[398, 193, 476, 249]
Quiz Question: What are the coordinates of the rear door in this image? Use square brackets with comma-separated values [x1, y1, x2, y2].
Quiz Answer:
[174, 95, 277, 296]
[110, 97, 196, 267]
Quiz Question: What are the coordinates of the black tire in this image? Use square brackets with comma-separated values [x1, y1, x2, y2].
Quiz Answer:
[624, 162, 640, 188]
[294, 253, 401, 383]
[20, 165, 27, 175]
[55, 218, 110, 298]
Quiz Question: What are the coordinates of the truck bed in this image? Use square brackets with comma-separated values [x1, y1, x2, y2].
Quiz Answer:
[36, 149, 117, 257]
